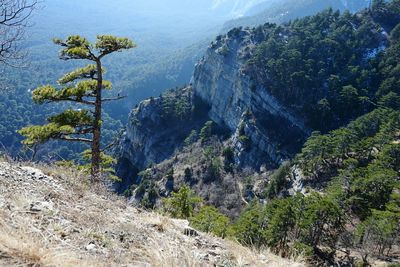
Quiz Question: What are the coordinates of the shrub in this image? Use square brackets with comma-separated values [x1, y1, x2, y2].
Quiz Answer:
[163, 185, 202, 219]
[230, 201, 269, 247]
[265, 161, 291, 199]
[190, 206, 230, 238]
[200, 121, 215, 141]
[184, 130, 198, 146]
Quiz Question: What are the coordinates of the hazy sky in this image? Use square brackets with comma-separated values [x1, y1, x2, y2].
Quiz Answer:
[29, 0, 272, 47]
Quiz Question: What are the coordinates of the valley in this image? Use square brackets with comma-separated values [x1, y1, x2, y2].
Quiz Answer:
[0, 0, 399, 266]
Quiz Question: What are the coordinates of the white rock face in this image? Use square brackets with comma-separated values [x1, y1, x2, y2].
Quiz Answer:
[117, 28, 311, 189]
[193, 28, 310, 167]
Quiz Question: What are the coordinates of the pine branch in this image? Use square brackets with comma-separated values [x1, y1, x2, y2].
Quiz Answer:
[45, 97, 96, 105]
[58, 137, 92, 143]
[102, 95, 127, 102]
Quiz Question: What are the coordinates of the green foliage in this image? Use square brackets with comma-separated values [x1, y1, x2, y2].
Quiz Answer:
[163, 185, 202, 219]
[264, 197, 298, 252]
[207, 157, 222, 181]
[161, 91, 192, 120]
[265, 161, 291, 198]
[165, 168, 174, 181]
[298, 193, 344, 249]
[349, 165, 397, 218]
[355, 208, 400, 257]
[297, 108, 400, 177]
[190, 205, 230, 238]
[230, 201, 269, 247]
[19, 34, 134, 177]
[200, 121, 215, 141]
[184, 130, 198, 146]
[95, 35, 136, 55]
[18, 123, 76, 146]
[371, 0, 400, 28]
[232, 193, 344, 255]
[226, 3, 400, 262]
[238, 135, 250, 149]
[78, 149, 119, 181]
[222, 146, 235, 172]
[58, 64, 99, 84]
[48, 109, 94, 127]
[378, 92, 400, 109]
[53, 35, 135, 60]
[247, 4, 400, 130]
[134, 177, 160, 209]
[391, 23, 400, 42]
[218, 45, 230, 56]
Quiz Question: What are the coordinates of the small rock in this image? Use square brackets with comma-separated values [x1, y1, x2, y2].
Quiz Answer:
[85, 243, 97, 252]
[30, 201, 53, 212]
[184, 227, 198, 237]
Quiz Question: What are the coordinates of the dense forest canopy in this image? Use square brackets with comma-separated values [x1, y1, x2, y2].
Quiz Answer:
[247, 1, 400, 131]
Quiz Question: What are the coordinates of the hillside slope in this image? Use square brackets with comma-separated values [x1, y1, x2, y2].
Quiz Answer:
[116, 2, 400, 206]
[223, 0, 369, 31]
[0, 160, 302, 267]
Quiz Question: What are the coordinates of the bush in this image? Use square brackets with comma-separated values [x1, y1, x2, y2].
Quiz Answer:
[265, 161, 291, 199]
[163, 185, 202, 219]
[190, 206, 230, 238]
[184, 130, 198, 146]
[355, 209, 400, 258]
[230, 201, 269, 247]
[222, 146, 235, 172]
[200, 121, 215, 141]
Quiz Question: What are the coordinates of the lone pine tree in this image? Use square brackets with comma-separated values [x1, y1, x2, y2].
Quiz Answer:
[18, 35, 135, 179]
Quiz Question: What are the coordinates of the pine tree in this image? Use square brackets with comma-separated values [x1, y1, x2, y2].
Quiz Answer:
[18, 35, 135, 179]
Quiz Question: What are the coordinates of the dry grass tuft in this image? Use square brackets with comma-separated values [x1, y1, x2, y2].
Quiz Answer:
[0, 161, 305, 267]
[0, 222, 96, 267]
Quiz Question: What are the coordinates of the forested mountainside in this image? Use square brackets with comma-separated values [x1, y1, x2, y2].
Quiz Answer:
[116, 1, 400, 264]
[0, 0, 371, 162]
[223, 0, 370, 31]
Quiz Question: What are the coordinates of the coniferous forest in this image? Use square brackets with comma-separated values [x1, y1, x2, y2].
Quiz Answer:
[0, 0, 399, 266]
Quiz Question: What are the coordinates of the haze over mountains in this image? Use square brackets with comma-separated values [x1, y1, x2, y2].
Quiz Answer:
[1, 1, 399, 265]
[0, 0, 372, 159]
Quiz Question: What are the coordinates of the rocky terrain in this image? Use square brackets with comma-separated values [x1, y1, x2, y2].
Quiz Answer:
[118, 26, 311, 173]
[0, 159, 303, 266]
[116, 27, 310, 202]
[115, 21, 332, 216]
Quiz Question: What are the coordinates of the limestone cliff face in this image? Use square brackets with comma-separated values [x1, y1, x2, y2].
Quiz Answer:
[192, 28, 310, 168]
[115, 87, 209, 192]
[116, 28, 310, 192]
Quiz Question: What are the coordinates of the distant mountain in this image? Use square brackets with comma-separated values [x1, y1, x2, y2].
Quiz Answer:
[211, 0, 271, 17]
[223, 0, 370, 31]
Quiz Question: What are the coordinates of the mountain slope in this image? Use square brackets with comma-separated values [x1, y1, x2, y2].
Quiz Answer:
[223, 0, 370, 31]
[115, 2, 400, 238]
[0, 160, 303, 266]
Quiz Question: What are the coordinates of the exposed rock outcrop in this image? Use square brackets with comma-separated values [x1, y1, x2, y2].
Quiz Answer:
[115, 87, 211, 192]
[116, 27, 310, 195]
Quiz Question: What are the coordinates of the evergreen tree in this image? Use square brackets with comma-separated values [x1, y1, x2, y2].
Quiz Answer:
[18, 35, 135, 179]
[163, 185, 202, 219]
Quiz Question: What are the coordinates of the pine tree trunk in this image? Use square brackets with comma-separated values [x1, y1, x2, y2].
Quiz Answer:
[91, 59, 103, 180]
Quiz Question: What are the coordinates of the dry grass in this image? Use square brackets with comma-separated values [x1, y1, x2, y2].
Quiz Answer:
[0, 161, 305, 267]
[0, 221, 98, 267]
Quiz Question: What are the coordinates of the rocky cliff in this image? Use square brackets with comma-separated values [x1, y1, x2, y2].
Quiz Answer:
[192, 27, 310, 167]
[116, 2, 398, 218]
[115, 27, 310, 206]
[115, 87, 211, 192]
